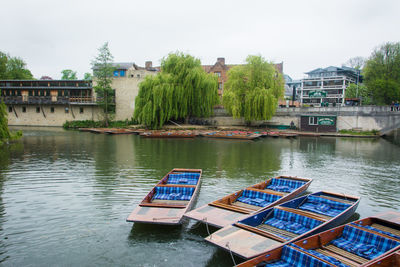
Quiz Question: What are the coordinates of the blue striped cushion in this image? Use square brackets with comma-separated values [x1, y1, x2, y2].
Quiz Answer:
[330, 225, 400, 260]
[236, 189, 282, 207]
[266, 178, 305, 193]
[263, 245, 332, 267]
[351, 223, 400, 240]
[264, 209, 322, 239]
[153, 186, 195, 201]
[290, 244, 349, 267]
[299, 195, 350, 217]
[167, 173, 200, 185]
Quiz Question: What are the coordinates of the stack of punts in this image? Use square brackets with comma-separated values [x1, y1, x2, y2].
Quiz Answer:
[126, 168, 202, 225]
[140, 131, 198, 138]
[205, 191, 360, 259]
[184, 176, 312, 228]
[239, 216, 400, 266]
[199, 131, 262, 140]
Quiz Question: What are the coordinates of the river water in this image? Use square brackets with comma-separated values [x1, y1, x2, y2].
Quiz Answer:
[0, 127, 399, 266]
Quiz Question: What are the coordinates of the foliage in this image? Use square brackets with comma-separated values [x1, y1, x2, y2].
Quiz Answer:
[363, 42, 400, 105]
[61, 69, 77, 80]
[83, 72, 92, 80]
[222, 55, 284, 122]
[0, 100, 11, 141]
[343, 56, 366, 70]
[91, 42, 115, 126]
[63, 119, 136, 129]
[0, 51, 33, 80]
[133, 52, 219, 129]
[345, 83, 372, 105]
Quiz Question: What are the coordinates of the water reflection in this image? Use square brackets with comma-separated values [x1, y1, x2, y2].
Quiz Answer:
[0, 128, 399, 266]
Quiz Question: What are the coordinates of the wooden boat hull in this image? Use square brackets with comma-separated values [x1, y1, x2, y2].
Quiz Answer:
[204, 191, 360, 259]
[140, 132, 197, 138]
[126, 168, 202, 225]
[240, 216, 400, 267]
[184, 176, 312, 228]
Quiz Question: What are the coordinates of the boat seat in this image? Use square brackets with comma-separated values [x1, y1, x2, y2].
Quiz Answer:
[235, 189, 282, 207]
[153, 186, 194, 201]
[151, 199, 190, 205]
[260, 245, 332, 267]
[230, 201, 260, 211]
[266, 178, 306, 193]
[262, 208, 323, 240]
[167, 173, 200, 185]
[351, 222, 400, 240]
[298, 195, 350, 217]
[328, 225, 400, 261]
[256, 224, 298, 240]
[290, 244, 349, 267]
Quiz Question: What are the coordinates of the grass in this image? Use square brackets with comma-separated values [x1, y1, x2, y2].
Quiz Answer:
[338, 129, 380, 136]
[63, 119, 138, 129]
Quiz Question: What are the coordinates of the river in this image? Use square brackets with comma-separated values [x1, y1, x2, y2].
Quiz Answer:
[0, 127, 399, 266]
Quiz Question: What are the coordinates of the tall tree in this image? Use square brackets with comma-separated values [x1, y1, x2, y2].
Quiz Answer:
[222, 55, 284, 123]
[134, 52, 219, 129]
[83, 72, 92, 80]
[343, 56, 366, 70]
[91, 42, 115, 126]
[61, 69, 77, 80]
[345, 83, 372, 105]
[0, 51, 33, 80]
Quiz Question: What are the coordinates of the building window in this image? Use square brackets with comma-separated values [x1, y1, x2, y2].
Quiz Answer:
[22, 106, 26, 113]
[215, 72, 221, 77]
[8, 106, 12, 113]
[50, 107, 55, 113]
[36, 107, 40, 113]
[80, 107, 84, 114]
[65, 107, 69, 113]
[309, 117, 318, 125]
[136, 74, 141, 78]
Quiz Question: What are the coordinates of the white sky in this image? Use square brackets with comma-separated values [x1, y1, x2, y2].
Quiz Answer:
[1, 0, 399, 80]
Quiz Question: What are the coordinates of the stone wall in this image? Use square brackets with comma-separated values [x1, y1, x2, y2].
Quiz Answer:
[7, 105, 102, 126]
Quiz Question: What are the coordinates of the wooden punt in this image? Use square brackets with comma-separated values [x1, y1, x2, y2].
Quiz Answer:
[200, 131, 262, 140]
[204, 191, 360, 259]
[126, 168, 202, 225]
[239, 216, 400, 267]
[103, 128, 139, 135]
[140, 131, 197, 138]
[184, 176, 312, 228]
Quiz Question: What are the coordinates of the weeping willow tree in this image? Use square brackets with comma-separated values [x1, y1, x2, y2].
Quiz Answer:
[134, 52, 219, 129]
[223, 55, 284, 123]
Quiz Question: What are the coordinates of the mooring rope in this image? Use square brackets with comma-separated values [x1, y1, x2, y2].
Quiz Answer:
[226, 242, 237, 266]
[204, 217, 212, 239]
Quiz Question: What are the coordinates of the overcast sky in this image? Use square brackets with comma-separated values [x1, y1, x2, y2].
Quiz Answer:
[1, 0, 399, 80]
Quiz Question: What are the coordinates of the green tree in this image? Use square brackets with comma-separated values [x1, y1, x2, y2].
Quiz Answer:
[343, 56, 366, 70]
[91, 42, 115, 127]
[222, 55, 284, 123]
[83, 72, 92, 80]
[345, 83, 372, 105]
[134, 52, 219, 129]
[61, 69, 78, 80]
[363, 42, 400, 105]
[0, 51, 33, 80]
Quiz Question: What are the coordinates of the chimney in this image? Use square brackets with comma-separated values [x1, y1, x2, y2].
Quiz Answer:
[217, 57, 225, 65]
[145, 61, 152, 70]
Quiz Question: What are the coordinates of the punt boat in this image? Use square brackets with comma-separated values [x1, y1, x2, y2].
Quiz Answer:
[184, 176, 312, 228]
[205, 191, 360, 259]
[140, 131, 197, 138]
[199, 131, 262, 140]
[126, 168, 202, 225]
[239, 216, 400, 266]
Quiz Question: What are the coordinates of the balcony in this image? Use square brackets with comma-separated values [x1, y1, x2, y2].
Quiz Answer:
[0, 96, 100, 105]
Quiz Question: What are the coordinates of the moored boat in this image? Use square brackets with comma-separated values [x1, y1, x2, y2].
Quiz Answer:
[200, 131, 261, 140]
[126, 168, 202, 225]
[204, 191, 360, 259]
[140, 131, 197, 138]
[184, 176, 312, 228]
[239, 216, 400, 266]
